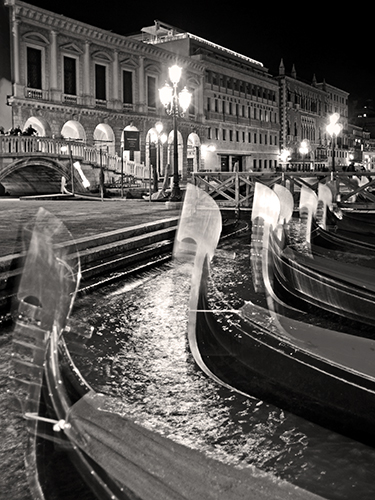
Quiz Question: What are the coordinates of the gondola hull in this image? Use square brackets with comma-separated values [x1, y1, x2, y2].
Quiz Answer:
[195, 268, 375, 447]
[311, 219, 375, 257]
[270, 231, 375, 328]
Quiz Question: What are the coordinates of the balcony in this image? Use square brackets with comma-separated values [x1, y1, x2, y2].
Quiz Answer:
[25, 88, 49, 100]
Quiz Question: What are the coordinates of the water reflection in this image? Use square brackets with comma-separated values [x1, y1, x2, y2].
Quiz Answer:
[71, 235, 375, 500]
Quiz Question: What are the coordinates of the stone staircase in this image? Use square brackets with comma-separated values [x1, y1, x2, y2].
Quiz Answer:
[0, 217, 179, 314]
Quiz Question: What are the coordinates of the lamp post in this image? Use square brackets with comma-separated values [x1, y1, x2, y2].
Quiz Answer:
[159, 65, 192, 201]
[326, 113, 342, 172]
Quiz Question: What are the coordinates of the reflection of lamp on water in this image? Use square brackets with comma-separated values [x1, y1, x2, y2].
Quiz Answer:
[159, 65, 192, 201]
[326, 113, 342, 172]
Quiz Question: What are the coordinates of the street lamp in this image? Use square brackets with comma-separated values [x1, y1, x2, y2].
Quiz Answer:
[159, 65, 192, 201]
[326, 113, 342, 172]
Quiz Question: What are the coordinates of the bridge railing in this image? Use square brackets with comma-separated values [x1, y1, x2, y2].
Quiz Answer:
[0, 136, 149, 181]
[191, 170, 375, 208]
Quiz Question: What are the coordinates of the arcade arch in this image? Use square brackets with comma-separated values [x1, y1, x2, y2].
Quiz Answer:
[23, 116, 52, 137]
[93, 123, 115, 155]
[121, 124, 141, 163]
[145, 127, 167, 176]
[61, 120, 86, 142]
[167, 130, 183, 175]
[187, 132, 201, 173]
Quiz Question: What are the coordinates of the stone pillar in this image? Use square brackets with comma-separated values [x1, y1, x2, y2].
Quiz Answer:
[49, 30, 60, 100]
[138, 56, 144, 113]
[83, 40, 93, 106]
[11, 14, 22, 97]
[111, 50, 121, 109]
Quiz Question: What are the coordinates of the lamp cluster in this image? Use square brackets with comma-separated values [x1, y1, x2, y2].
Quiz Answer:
[159, 65, 192, 116]
[157, 65, 192, 201]
[326, 113, 343, 138]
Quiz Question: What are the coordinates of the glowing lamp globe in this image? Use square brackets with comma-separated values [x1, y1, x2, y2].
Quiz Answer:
[178, 87, 192, 112]
[169, 65, 182, 85]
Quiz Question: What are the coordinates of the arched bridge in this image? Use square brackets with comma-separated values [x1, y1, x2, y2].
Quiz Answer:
[0, 136, 147, 196]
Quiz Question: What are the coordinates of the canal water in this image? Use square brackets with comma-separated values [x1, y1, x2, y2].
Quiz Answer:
[69, 232, 375, 500]
[2, 231, 375, 499]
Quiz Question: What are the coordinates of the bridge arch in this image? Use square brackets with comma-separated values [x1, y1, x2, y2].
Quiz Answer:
[0, 157, 80, 196]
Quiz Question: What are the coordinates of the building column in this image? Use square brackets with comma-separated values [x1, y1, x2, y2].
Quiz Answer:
[83, 40, 93, 106]
[138, 56, 145, 113]
[11, 14, 22, 97]
[50, 30, 60, 100]
[111, 50, 121, 109]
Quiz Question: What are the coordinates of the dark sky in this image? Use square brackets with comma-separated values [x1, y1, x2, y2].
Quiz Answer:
[21, 0, 375, 106]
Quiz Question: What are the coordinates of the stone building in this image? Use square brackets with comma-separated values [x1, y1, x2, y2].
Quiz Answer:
[2, 0, 206, 182]
[278, 60, 350, 170]
[134, 21, 280, 173]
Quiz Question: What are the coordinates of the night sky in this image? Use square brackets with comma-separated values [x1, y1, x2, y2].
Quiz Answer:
[17, 0, 375, 107]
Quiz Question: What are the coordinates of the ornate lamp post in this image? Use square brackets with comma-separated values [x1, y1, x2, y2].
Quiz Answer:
[326, 113, 342, 172]
[159, 65, 192, 201]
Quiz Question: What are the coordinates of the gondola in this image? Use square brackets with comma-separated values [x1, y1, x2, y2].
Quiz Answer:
[258, 183, 375, 328]
[184, 184, 375, 447]
[311, 183, 375, 254]
[11, 203, 314, 500]
[323, 179, 375, 239]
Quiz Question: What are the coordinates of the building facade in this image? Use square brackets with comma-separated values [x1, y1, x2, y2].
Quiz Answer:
[2, 0, 206, 181]
[2, 0, 369, 187]
[136, 21, 280, 173]
[278, 61, 351, 171]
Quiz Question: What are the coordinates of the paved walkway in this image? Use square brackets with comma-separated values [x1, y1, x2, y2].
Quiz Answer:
[0, 197, 181, 258]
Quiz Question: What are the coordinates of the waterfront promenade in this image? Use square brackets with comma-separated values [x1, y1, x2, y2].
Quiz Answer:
[0, 197, 181, 258]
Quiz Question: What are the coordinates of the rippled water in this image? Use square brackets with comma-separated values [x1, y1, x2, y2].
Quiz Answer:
[69, 234, 375, 500]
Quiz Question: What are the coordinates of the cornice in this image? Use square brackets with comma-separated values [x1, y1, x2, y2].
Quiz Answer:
[11, 0, 205, 74]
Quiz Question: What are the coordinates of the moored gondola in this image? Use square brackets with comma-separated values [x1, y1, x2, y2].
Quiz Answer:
[264, 184, 375, 328]
[12, 202, 318, 500]
[185, 183, 375, 447]
[311, 183, 375, 255]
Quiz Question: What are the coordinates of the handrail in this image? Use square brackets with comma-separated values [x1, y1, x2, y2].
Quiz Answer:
[192, 170, 375, 209]
[0, 136, 149, 180]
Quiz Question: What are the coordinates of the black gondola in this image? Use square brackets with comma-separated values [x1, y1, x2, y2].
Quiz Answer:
[12, 203, 316, 500]
[183, 183, 375, 448]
